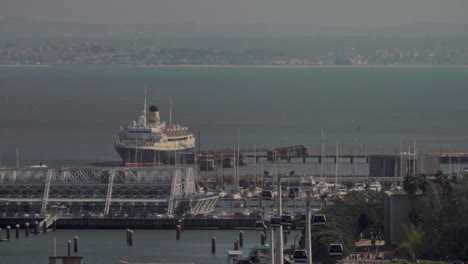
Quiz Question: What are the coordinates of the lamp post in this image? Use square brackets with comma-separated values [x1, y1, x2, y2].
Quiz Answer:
[305, 191, 312, 264]
[275, 174, 284, 264]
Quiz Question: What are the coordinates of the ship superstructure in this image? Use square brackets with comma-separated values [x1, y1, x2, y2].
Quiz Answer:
[115, 95, 195, 166]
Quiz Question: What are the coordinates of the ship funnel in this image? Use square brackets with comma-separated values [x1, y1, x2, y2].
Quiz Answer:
[149, 105, 160, 123]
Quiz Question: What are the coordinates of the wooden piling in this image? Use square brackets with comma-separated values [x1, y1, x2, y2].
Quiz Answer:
[6, 225, 11, 240]
[25, 223, 29, 237]
[74, 236, 79, 253]
[128, 230, 133, 246]
[126, 229, 130, 245]
[176, 225, 181, 240]
[53, 219, 57, 232]
[261, 232, 266, 246]
[211, 237, 216, 254]
[234, 239, 239, 250]
[34, 221, 38, 235]
[15, 224, 19, 239]
[43, 220, 47, 233]
[239, 231, 244, 248]
[67, 240, 71, 256]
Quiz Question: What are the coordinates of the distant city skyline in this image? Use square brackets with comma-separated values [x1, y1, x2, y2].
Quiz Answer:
[2, 0, 468, 27]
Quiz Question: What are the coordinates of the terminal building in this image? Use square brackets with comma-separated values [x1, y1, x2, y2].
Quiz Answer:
[0, 167, 218, 217]
[369, 154, 440, 177]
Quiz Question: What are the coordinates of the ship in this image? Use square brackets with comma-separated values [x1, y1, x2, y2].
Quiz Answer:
[115, 95, 196, 166]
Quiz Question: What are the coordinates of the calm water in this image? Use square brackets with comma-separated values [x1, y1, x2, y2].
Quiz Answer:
[0, 66, 466, 262]
[1, 66, 468, 167]
[0, 229, 298, 264]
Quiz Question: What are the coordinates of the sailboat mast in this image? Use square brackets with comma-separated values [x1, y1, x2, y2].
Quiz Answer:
[143, 88, 147, 126]
[237, 128, 240, 187]
[394, 145, 397, 186]
[320, 128, 324, 180]
[400, 137, 403, 179]
[16, 147, 19, 169]
[413, 138, 417, 175]
[335, 141, 339, 186]
[353, 126, 359, 184]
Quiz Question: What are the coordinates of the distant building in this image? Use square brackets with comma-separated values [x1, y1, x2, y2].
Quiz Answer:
[369, 154, 440, 177]
[384, 190, 421, 245]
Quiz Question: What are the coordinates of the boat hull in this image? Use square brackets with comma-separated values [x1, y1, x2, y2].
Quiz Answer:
[115, 146, 196, 166]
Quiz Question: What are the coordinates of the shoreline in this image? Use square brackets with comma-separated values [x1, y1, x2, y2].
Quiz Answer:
[1, 64, 468, 69]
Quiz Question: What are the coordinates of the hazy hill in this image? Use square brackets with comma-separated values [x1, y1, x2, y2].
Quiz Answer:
[2, 17, 468, 39]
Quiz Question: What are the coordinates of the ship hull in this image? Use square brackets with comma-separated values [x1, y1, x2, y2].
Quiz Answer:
[115, 146, 196, 166]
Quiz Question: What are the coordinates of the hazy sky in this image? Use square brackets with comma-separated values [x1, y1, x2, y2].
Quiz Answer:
[2, 0, 468, 26]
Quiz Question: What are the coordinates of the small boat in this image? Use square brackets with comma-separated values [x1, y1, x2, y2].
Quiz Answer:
[351, 182, 366, 192]
[288, 187, 306, 200]
[29, 162, 48, 168]
[367, 181, 382, 192]
[261, 190, 275, 200]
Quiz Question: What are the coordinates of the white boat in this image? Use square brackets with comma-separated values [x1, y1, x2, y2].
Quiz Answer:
[115, 93, 195, 166]
[336, 185, 348, 197]
[29, 162, 48, 168]
[351, 182, 366, 192]
[367, 181, 382, 192]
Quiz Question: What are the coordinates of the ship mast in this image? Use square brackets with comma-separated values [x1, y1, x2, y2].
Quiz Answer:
[143, 88, 147, 126]
[169, 98, 172, 126]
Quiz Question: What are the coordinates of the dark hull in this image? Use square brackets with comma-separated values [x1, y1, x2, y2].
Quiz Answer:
[115, 146, 196, 166]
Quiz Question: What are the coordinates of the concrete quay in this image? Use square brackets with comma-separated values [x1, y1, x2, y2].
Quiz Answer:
[0, 216, 259, 230]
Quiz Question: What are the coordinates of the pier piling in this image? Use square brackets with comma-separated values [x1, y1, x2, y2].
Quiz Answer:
[6, 225, 11, 240]
[74, 236, 79, 253]
[128, 230, 134, 246]
[34, 221, 38, 235]
[67, 240, 71, 256]
[53, 219, 57, 232]
[0, 228, 2, 240]
[239, 231, 244, 248]
[15, 224, 19, 239]
[126, 229, 129, 244]
[43, 221, 47, 233]
[211, 237, 216, 254]
[234, 239, 239, 250]
[25, 223, 29, 237]
[176, 225, 181, 240]
[261, 232, 266, 246]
